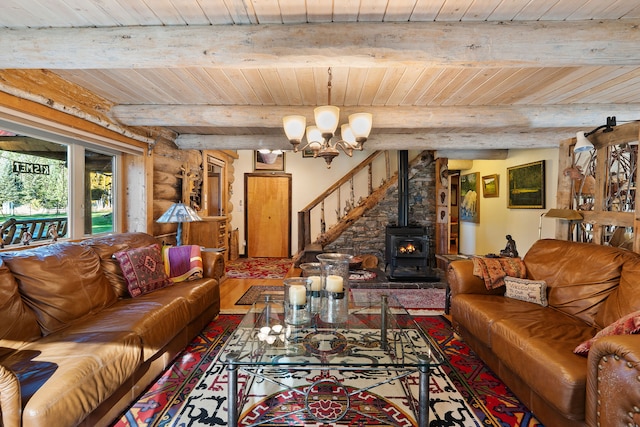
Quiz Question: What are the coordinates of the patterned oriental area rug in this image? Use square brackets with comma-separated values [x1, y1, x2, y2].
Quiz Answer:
[111, 315, 543, 427]
[225, 258, 293, 279]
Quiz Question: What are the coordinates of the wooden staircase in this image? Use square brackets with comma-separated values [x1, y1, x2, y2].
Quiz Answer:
[294, 150, 399, 263]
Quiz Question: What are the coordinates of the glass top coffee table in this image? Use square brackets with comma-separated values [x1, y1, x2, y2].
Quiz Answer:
[220, 291, 443, 427]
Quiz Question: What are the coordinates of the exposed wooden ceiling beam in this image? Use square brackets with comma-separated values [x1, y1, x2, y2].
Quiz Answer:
[114, 104, 638, 129]
[175, 131, 564, 151]
[2, 20, 639, 69]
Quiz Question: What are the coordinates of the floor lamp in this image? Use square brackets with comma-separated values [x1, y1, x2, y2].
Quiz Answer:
[538, 209, 584, 241]
[156, 202, 202, 246]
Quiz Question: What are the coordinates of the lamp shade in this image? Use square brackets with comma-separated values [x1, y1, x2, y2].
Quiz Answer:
[340, 124, 357, 147]
[283, 115, 306, 142]
[574, 131, 594, 153]
[314, 105, 340, 135]
[156, 202, 202, 224]
[348, 113, 373, 139]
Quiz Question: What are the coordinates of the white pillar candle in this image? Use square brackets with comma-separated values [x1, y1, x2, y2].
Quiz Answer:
[289, 284, 307, 305]
[325, 275, 344, 293]
[309, 275, 322, 291]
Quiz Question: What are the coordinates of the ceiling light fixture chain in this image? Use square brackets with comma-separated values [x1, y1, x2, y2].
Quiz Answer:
[282, 67, 373, 168]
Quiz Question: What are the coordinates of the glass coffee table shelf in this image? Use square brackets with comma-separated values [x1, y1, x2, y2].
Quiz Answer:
[220, 292, 443, 427]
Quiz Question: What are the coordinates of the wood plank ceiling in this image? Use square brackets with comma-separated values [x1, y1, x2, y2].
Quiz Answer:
[0, 0, 639, 156]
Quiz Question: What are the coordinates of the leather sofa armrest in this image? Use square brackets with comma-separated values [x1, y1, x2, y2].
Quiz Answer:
[447, 259, 492, 296]
[202, 250, 225, 281]
[0, 363, 21, 427]
[586, 334, 640, 427]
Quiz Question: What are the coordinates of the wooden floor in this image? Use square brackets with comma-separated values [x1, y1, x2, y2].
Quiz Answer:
[219, 277, 283, 313]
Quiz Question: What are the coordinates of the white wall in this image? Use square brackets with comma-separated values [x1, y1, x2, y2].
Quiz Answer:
[229, 150, 371, 256]
[457, 148, 560, 257]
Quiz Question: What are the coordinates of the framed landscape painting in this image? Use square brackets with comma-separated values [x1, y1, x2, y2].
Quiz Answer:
[459, 172, 479, 223]
[507, 160, 545, 209]
[482, 174, 499, 198]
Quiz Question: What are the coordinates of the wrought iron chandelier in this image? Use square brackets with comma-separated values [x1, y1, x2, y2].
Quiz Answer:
[282, 68, 373, 168]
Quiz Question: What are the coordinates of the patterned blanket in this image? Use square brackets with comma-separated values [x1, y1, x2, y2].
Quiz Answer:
[472, 257, 526, 289]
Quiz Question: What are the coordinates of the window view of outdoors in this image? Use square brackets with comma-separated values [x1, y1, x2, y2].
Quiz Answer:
[0, 130, 113, 246]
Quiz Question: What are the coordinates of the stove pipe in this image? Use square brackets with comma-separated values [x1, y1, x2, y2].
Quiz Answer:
[398, 150, 409, 227]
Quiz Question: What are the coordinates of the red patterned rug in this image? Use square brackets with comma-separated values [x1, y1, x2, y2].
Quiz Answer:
[225, 257, 292, 279]
[111, 315, 543, 427]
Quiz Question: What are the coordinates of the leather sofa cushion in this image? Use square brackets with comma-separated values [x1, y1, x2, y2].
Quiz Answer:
[147, 278, 219, 321]
[82, 232, 160, 298]
[0, 260, 41, 347]
[491, 310, 597, 419]
[2, 330, 141, 427]
[0, 243, 117, 335]
[524, 239, 637, 326]
[63, 292, 190, 361]
[596, 256, 640, 329]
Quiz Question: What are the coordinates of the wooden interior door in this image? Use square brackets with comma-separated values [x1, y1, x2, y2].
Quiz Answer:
[245, 173, 291, 257]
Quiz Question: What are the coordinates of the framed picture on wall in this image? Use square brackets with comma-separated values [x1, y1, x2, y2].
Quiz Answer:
[254, 150, 285, 171]
[507, 160, 545, 209]
[459, 172, 480, 223]
[482, 174, 499, 198]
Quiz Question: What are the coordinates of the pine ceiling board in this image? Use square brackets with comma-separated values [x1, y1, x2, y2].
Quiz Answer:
[219, 69, 262, 105]
[168, 0, 215, 25]
[600, 0, 640, 19]
[53, 70, 138, 104]
[110, 0, 166, 25]
[461, 0, 503, 21]
[196, 0, 236, 24]
[410, 0, 448, 21]
[436, 0, 472, 21]
[180, 68, 228, 104]
[278, 68, 304, 105]
[430, 68, 488, 105]
[487, 0, 539, 21]
[250, 0, 282, 24]
[259, 68, 290, 105]
[353, 68, 386, 106]
[343, 68, 367, 106]
[327, 67, 349, 107]
[384, 67, 429, 106]
[465, 68, 529, 106]
[140, 0, 188, 25]
[626, 4, 640, 18]
[414, 68, 468, 105]
[543, 67, 636, 104]
[278, 0, 306, 23]
[58, 0, 121, 27]
[371, 67, 412, 106]
[153, 68, 212, 103]
[221, 0, 256, 24]
[486, 68, 560, 105]
[201, 68, 254, 104]
[441, 68, 505, 106]
[399, 68, 448, 105]
[332, 0, 361, 22]
[383, 0, 417, 22]
[88, 0, 155, 26]
[567, 69, 640, 104]
[509, 1, 557, 20]
[539, 0, 590, 20]
[567, 0, 637, 20]
[306, 0, 334, 23]
[515, 67, 602, 104]
[358, 0, 389, 22]
[495, 68, 572, 105]
[294, 68, 318, 106]
[238, 69, 274, 105]
[23, 0, 89, 27]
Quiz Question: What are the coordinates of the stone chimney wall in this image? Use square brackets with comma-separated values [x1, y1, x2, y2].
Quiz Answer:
[324, 151, 437, 267]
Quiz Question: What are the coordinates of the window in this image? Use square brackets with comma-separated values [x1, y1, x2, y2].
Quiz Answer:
[0, 131, 118, 246]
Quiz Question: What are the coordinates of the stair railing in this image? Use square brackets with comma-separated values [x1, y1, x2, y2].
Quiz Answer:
[297, 151, 397, 253]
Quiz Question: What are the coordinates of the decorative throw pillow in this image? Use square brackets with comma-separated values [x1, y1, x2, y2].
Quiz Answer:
[162, 245, 203, 282]
[504, 276, 548, 307]
[574, 309, 640, 355]
[114, 244, 173, 297]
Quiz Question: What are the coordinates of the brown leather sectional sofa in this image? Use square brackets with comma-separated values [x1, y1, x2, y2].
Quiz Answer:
[448, 239, 640, 427]
[0, 232, 224, 427]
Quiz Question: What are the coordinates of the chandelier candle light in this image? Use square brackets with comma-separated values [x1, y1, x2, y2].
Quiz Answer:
[283, 68, 373, 168]
[318, 253, 352, 324]
[284, 277, 312, 325]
